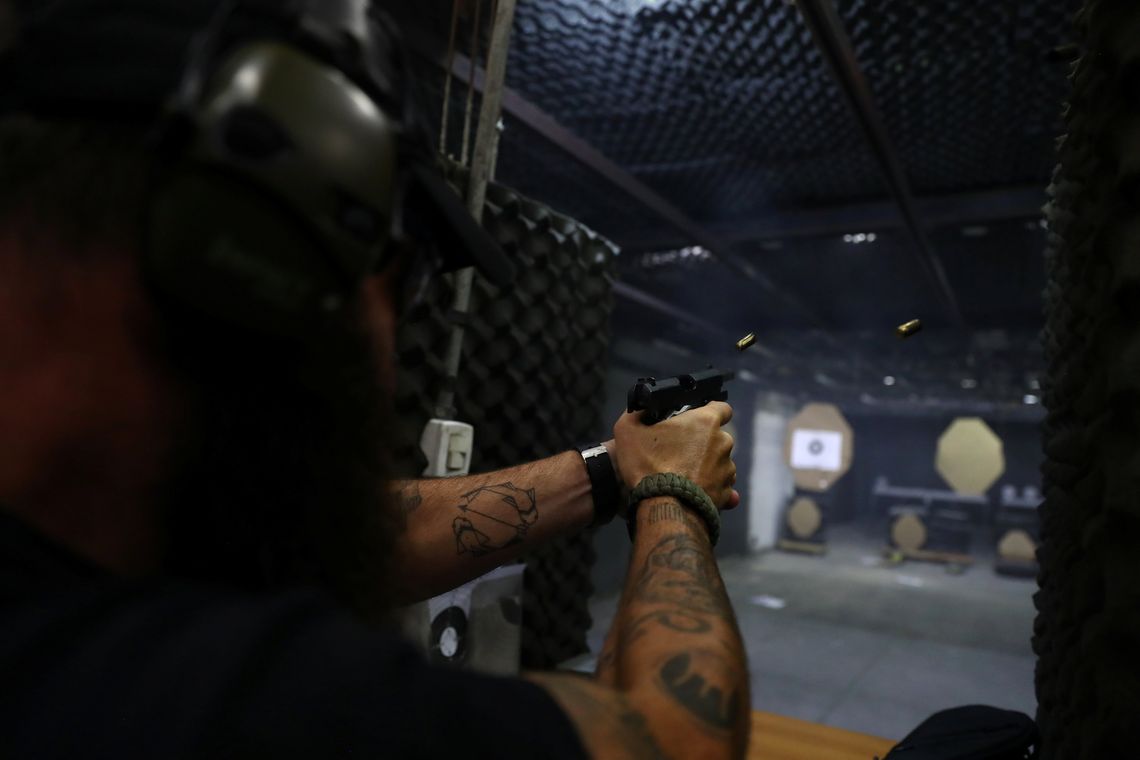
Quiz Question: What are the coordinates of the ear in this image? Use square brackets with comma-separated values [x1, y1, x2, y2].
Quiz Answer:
[360, 271, 400, 394]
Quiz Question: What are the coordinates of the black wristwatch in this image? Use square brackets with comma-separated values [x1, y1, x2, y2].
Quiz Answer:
[578, 443, 621, 526]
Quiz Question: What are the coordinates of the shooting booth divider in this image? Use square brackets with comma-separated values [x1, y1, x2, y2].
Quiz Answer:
[1034, 3, 1140, 752]
[392, 168, 618, 670]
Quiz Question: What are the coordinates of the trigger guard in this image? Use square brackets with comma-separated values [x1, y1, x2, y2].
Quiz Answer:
[666, 404, 695, 420]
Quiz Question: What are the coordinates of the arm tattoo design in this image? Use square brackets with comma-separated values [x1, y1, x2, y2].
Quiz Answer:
[452, 482, 538, 556]
[621, 534, 747, 738]
[646, 501, 690, 526]
[597, 610, 711, 679]
[396, 482, 423, 525]
[657, 651, 743, 735]
[632, 534, 729, 617]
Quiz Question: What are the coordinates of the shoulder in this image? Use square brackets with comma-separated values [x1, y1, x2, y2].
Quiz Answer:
[0, 582, 587, 759]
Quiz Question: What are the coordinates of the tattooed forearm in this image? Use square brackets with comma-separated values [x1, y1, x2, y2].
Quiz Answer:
[452, 482, 538, 557]
[618, 530, 748, 743]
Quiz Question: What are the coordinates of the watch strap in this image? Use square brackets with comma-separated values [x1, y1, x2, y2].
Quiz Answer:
[578, 443, 621, 527]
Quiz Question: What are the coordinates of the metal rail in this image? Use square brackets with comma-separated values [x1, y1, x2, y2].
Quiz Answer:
[796, 0, 966, 327]
[437, 0, 517, 419]
[441, 49, 834, 332]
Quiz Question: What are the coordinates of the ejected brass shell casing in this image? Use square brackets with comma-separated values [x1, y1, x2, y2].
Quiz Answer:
[896, 319, 922, 339]
[736, 333, 757, 351]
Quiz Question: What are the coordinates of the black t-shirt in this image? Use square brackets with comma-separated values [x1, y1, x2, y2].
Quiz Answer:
[0, 512, 587, 759]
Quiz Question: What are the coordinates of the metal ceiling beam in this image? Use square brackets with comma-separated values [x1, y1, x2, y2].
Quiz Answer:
[622, 185, 1049, 252]
[436, 49, 834, 332]
[796, 0, 967, 327]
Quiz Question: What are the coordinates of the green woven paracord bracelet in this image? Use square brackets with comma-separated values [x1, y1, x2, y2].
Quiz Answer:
[626, 472, 721, 547]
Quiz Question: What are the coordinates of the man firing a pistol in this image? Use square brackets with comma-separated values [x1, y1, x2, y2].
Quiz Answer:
[0, 1, 748, 757]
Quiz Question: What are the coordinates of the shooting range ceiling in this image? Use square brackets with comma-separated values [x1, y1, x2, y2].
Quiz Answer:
[395, 0, 1082, 417]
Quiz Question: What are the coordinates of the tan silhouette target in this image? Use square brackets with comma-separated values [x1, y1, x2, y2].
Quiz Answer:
[891, 513, 927, 552]
[935, 417, 1005, 495]
[786, 497, 822, 539]
[784, 403, 854, 492]
[998, 529, 1037, 562]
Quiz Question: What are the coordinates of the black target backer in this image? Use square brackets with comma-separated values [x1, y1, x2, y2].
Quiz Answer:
[429, 606, 469, 665]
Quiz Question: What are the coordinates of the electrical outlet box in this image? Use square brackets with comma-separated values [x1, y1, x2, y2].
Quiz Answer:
[420, 419, 475, 477]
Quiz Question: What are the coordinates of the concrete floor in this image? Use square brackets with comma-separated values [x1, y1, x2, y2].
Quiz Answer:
[578, 525, 1038, 741]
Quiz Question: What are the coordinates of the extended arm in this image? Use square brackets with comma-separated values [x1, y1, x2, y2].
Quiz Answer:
[389, 409, 741, 604]
[530, 404, 749, 760]
[388, 449, 599, 602]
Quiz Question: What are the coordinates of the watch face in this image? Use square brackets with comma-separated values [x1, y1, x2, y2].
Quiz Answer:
[580, 444, 609, 459]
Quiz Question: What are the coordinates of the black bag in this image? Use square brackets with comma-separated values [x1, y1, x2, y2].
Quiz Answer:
[881, 705, 1038, 759]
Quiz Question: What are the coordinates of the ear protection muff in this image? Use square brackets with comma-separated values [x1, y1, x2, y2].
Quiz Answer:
[145, 0, 413, 338]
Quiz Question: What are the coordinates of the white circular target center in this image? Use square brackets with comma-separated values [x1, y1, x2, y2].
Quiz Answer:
[440, 626, 460, 658]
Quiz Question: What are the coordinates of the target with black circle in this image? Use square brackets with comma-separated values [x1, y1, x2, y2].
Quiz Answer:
[783, 403, 854, 492]
[429, 606, 469, 665]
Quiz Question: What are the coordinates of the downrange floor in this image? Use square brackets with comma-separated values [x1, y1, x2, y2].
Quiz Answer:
[581, 526, 1038, 742]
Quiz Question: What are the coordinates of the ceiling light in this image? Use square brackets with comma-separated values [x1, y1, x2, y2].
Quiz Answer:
[882, 375, 896, 386]
[961, 378, 978, 389]
[1024, 394, 1040, 405]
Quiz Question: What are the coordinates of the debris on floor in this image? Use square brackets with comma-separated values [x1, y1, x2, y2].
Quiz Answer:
[749, 594, 788, 609]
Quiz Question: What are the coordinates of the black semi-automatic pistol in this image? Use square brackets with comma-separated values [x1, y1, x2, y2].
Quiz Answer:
[626, 367, 734, 425]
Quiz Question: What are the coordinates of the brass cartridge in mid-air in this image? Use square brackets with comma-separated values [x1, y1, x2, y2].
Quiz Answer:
[896, 319, 922, 339]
